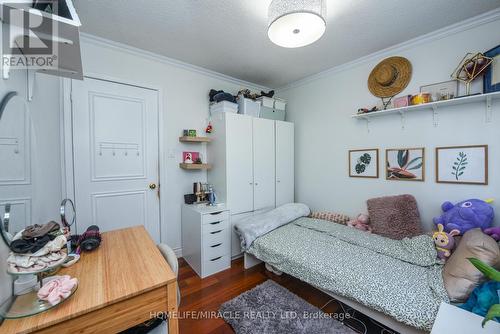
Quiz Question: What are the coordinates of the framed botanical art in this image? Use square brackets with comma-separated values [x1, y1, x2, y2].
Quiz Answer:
[484, 44, 500, 93]
[349, 149, 379, 178]
[386, 148, 425, 181]
[436, 145, 488, 185]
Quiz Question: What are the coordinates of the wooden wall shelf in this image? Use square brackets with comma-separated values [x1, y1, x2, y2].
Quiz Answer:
[352, 91, 500, 131]
[179, 163, 212, 170]
[179, 136, 212, 143]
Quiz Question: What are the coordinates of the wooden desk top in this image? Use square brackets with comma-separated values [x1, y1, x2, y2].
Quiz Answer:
[1, 226, 176, 334]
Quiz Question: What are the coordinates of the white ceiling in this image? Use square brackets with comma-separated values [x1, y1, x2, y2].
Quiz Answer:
[75, 0, 500, 88]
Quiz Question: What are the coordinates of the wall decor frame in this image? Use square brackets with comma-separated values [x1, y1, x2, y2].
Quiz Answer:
[385, 147, 425, 181]
[348, 148, 379, 178]
[436, 145, 488, 185]
[484, 44, 500, 93]
[420, 80, 458, 101]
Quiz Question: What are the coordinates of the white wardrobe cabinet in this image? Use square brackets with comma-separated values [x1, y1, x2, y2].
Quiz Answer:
[275, 120, 294, 206]
[252, 118, 276, 211]
[208, 113, 294, 258]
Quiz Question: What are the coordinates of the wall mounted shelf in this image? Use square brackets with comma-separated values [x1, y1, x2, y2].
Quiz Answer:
[179, 136, 212, 143]
[352, 91, 500, 132]
[179, 163, 212, 170]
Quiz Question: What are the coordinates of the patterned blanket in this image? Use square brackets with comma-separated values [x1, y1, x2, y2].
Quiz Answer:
[247, 217, 449, 331]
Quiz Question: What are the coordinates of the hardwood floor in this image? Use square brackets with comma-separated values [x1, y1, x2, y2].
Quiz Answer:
[178, 257, 342, 334]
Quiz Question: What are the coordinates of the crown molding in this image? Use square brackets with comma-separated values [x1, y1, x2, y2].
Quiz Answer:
[277, 8, 500, 92]
[79, 33, 269, 92]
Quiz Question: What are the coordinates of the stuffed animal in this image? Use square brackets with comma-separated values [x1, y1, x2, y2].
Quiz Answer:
[484, 226, 500, 241]
[433, 199, 494, 235]
[347, 214, 372, 233]
[432, 223, 460, 260]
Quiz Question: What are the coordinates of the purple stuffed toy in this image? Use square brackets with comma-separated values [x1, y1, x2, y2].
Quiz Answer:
[484, 226, 500, 241]
[432, 223, 460, 260]
[433, 199, 494, 235]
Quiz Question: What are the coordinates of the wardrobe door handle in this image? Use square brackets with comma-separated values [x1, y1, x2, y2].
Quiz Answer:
[210, 243, 222, 248]
[210, 256, 222, 261]
[210, 230, 222, 235]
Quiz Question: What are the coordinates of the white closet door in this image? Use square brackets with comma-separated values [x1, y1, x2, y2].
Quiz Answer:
[226, 114, 254, 214]
[276, 121, 294, 206]
[253, 118, 275, 211]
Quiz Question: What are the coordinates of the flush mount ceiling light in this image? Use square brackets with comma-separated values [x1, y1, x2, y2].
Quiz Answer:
[268, 0, 326, 48]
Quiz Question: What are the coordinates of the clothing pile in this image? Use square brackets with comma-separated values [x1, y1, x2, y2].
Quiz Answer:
[7, 221, 68, 273]
[37, 275, 78, 305]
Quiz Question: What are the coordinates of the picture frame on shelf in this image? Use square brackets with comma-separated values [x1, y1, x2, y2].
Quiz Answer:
[483, 44, 500, 93]
[386, 148, 425, 181]
[183, 151, 200, 164]
[420, 80, 458, 102]
[436, 145, 488, 185]
[348, 149, 379, 178]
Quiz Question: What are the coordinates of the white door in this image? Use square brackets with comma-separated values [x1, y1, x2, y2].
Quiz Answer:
[253, 118, 275, 211]
[276, 121, 294, 206]
[226, 113, 253, 215]
[71, 78, 161, 243]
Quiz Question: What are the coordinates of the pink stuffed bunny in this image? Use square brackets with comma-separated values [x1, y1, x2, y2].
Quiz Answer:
[432, 223, 460, 260]
[347, 214, 372, 233]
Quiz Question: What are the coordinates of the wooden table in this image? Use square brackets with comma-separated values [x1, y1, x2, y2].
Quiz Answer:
[1, 226, 179, 334]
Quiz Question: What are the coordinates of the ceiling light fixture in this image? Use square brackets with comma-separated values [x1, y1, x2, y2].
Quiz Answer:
[268, 0, 326, 48]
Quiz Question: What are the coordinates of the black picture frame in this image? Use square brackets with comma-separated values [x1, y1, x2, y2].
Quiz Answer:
[484, 44, 500, 93]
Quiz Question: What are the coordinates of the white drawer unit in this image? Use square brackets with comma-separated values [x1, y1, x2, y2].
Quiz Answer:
[182, 204, 231, 278]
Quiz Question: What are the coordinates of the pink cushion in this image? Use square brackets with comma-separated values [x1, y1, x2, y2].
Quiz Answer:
[367, 194, 423, 239]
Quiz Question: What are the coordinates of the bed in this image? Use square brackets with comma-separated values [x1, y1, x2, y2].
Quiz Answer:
[240, 216, 449, 334]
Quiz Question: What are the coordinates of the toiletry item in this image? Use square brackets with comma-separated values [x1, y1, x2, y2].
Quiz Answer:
[207, 185, 217, 206]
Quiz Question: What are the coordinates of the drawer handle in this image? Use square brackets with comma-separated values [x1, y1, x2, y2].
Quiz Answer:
[210, 230, 222, 235]
[210, 211, 223, 215]
[210, 221, 221, 225]
[210, 256, 222, 261]
[210, 243, 222, 248]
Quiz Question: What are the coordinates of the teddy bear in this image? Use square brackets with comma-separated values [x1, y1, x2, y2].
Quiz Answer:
[347, 214, 372, 233]
[432, 223, 460, 260]
[433, 199, 494, 235]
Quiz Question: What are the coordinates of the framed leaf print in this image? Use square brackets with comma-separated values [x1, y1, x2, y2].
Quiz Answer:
[349, 149, 379, 178]
[436, 145, 488, 185]
[386, 148, 425, 181]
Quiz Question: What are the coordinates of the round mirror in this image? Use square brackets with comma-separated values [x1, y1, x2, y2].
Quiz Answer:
[60, 198, 76, 231]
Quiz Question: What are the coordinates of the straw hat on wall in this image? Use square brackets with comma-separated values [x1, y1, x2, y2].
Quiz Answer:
[368, 56, 412, 98]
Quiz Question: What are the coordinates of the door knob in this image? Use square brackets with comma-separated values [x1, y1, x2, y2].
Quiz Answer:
[149, 183, 157, 190]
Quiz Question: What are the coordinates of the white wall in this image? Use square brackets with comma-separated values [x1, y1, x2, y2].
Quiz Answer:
[278, 18, 500, 231]
[0, 70, 61, 308]
[79, 35, 267, 254]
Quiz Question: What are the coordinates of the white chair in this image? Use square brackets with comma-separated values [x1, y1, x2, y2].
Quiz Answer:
[157, 243, 181, 305]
